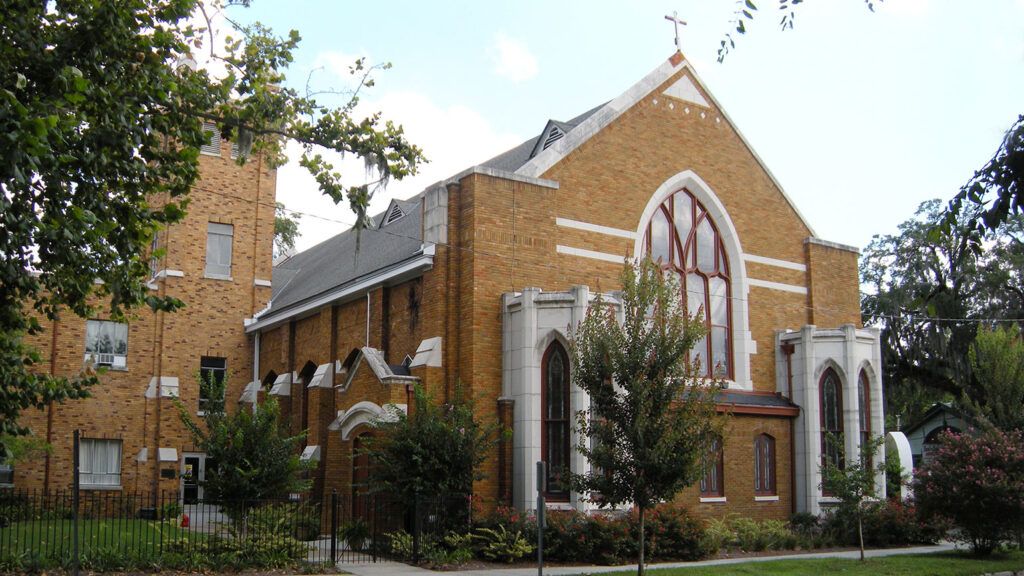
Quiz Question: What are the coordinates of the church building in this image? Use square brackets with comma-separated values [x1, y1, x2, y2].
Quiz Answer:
[247, 51, 885, 518]
[9, 51, 883, 521]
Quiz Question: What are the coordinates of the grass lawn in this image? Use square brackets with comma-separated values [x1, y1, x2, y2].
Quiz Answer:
[614, 551, 1024, 576]
[0, 518, 199, 557]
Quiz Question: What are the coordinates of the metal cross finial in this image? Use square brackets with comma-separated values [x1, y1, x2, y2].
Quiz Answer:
[664, 11, 687, 53]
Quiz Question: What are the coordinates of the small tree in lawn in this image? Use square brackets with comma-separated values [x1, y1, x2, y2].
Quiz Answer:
[820, 434, 886, 561]
[178, 383, 311, 523]
[567, 258, 725, 576]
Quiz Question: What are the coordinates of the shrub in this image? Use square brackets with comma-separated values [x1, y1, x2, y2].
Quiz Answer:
[246, 502, 322, 541]
[730, 517, 795, 551]
[340, 517, 370, 551]
[860, 500, 948, 547]
[701, 516, 734, 555]
[913, 428, 1024, 555]
[474, 524, 534, 563]
[638, 502, 706, 560]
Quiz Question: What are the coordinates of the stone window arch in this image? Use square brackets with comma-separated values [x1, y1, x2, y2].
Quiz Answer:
[642, 188, 732, 378]
[858, 370, 872, 468]
[542, 340, 571, 500]
[820, 367, 844, 491]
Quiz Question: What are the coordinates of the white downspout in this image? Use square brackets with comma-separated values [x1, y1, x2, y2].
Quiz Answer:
[365, 292, 371, 346]
[252, 331, 260, 413]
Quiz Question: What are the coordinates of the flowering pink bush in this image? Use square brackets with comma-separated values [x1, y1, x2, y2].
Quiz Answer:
[912, 428, 1024, 554]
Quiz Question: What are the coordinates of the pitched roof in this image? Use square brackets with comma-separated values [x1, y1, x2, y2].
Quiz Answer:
[262, 195, 425, 321]
[480, 102, 607, 173]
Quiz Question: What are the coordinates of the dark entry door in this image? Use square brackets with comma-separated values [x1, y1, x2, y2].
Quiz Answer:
[182, 455, 202, 504]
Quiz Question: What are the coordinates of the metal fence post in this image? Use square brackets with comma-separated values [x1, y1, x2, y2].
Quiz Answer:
[412, 489, 422, 565]
[72, 430, 80, 576]
[330, 490, 338, 564]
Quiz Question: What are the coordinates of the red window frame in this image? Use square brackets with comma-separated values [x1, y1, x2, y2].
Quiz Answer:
[754, 433, 776, 496]
[700, 436, 724, 497]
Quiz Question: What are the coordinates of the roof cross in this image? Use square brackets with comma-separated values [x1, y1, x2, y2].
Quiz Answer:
[664, 11, 687, 53]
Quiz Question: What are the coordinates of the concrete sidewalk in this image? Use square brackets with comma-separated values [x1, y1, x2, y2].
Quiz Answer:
[338, 543, 958, 576]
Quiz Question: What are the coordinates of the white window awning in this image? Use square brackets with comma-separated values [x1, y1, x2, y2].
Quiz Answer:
[269, 372, 292, 396]
[307, 363, 333, 388]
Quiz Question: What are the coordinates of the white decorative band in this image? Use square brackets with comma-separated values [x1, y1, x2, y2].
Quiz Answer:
[155, 269, 184, 279]
[747, 278, 808, 295]
[699, 496, 727, 503]
[754, 495, 780, 502]
[555, 218, 637, 240]
[254, 278, 272, 287]
[555, 245, 628, 264]
[742, 253, 806, 272]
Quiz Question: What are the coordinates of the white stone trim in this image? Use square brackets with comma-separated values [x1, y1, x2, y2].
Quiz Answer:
[158, 448, 178, 462]
[555, 218, 637, 240]
[410, 337, 443, 368]
[556, 245, 627, 264]
[154, 269, 184, 279]
[253, 278, 272, 287]
[699, 496, 727, 503]
[754, 495, 780, 502]
[805, 237, 860, 254]
[747, 278, 808, 295]
[306, 363, 333, 388]
[335, 401, 407, 441]
[300, 445, 321, 462]
[633, 169, 754, 390]
[742, 253, 806, 272]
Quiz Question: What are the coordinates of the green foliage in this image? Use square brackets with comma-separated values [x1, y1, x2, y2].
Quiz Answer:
[568, 258, 725, 575]
[716, 0, 881, 62]
[914, 428, 1024, 555]
[246, 502, 322, 541]
[634, 502, 707, 561]
[857, 500, 948, 547]
[473, 525, 534, 563]
[946, 115, 1024, 234]
[359, 384, 499, 502]
[963, 324, 1024, 432]
[820, 434, 886, 560]
[705, 515, 806, 554]
[0, 0, 423, 438]
[274, 202, 301, 257]
[339, 517, 370, 551]
[859, 200, 1024, 426]
[177, 396, 311, 519]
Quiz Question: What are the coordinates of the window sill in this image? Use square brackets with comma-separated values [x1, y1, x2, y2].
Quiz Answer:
[755, 495, 780, 502]
[79, 484, 122, 491]
[699, 496, 727, 503]
[203, 274, 233, 282]
[93, 365, 129, 372]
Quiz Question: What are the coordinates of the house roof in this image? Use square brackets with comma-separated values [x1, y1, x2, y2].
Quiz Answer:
[480, 102, 607, 173]
[261, 195, 426, 322]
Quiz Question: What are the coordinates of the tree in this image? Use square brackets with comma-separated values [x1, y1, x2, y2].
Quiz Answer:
[859, 199, 1024, 427]
[358, 384, 499, 503]
[820, 434, 885, 561]
[946, 116, 1024, 234]
[914, 428, 1024, 555]
[716, 0, 881, 62]
[178, 394, 310, 519]
[0, 1, 424, 437]
[961, 324, 1024, 432]
[567, 258, 725, 576]
[274, 202, 301, 258]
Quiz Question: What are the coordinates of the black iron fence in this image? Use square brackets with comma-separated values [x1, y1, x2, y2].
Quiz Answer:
[0, 488, 472, 569]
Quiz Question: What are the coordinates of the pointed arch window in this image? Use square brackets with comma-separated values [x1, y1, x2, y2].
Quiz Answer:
[754, 434, 776, 496]
[858, 370, 871, 468]
[643, 189, 732, 378]
[542, 341, 570, 500]
[820, 368, 844, 494]
[700, 435, 724, 497]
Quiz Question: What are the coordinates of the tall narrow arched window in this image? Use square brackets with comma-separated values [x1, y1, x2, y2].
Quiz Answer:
[820, 368, 844, 494]
[700, 436, 724, 498]
[858, 371, 871, 468]
[542, 341, 570, 500]
[754, 434, 776, 496]
[643, 189, 732, 378]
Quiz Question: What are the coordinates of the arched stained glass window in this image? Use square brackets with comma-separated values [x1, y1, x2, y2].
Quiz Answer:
[542, 342, 571, 500]
[820, 368, 844, 494]
[643, 189, 732, 378]
[858, 371, 871, 468]
[754, 434, 776, 496]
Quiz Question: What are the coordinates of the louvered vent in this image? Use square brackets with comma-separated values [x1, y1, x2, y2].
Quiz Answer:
[384, 203, 405, 225]
[200, 122, 221, 156]
[542, 125, 564, 150]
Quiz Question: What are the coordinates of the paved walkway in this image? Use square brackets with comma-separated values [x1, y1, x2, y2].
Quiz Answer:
[337, 543, 958, 576]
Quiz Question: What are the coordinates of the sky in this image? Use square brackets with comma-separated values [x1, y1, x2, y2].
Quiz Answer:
[232, 0, 1024, 253]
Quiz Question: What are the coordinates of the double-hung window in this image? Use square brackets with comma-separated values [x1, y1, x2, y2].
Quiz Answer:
[205, 223, 233, 279]
[84, 320, 128, 370]
[79, 439, 122, 487]
[199, 356, 227, 414]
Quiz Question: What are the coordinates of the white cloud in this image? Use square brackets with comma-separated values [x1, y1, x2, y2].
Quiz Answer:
[489, 33, 539, 83]
[274, 82, 524, 252]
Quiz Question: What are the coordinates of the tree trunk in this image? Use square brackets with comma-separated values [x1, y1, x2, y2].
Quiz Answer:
[637, 506, 645, 576]
[858, 511, 865, 561]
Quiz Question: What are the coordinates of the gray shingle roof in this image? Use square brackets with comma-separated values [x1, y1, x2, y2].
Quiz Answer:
[265, 195, 424, 319]
[261, 101, 609, 325]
